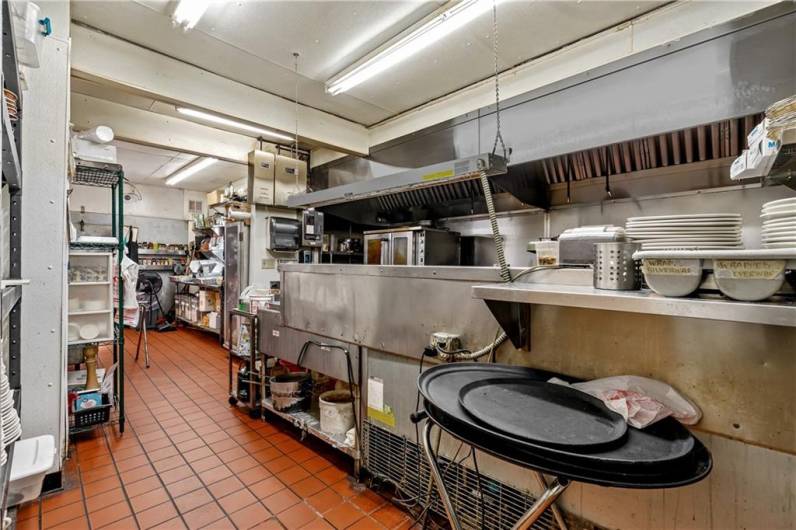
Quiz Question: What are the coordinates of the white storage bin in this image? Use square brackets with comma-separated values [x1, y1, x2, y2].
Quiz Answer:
[10, 1, 43, 68]
[8, 435, 55, 506]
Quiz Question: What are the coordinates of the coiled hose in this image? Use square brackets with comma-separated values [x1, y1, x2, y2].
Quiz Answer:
[479, 169, 511, 283]
[437, 169, 510, 361]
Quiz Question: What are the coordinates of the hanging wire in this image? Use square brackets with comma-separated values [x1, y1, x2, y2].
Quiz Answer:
[490, 0, 507, 161]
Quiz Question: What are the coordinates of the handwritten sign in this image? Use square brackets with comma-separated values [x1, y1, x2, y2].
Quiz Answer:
[642, 259, 700, 276]
[714, 260, 785, 280]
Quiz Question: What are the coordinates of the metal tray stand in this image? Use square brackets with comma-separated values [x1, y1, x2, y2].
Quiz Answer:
[415, 363, 712, 530]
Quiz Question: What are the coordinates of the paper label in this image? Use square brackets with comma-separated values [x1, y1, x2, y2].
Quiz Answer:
[367, 377, 384, 412]
[643, 259, 700, 276]
[421, 169, 455, 181]
[272, 329, 280, 337]
[367, 405, 396, 427]
[714, 260, 785, 280]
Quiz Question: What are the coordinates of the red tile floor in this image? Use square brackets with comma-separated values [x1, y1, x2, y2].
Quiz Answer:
[15, 328, 414, 529]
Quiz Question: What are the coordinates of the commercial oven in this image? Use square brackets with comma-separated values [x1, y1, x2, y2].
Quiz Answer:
[363, 227, 460, 265]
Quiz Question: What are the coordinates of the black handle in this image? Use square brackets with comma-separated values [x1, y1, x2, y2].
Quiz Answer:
[410, 410, 428, 424]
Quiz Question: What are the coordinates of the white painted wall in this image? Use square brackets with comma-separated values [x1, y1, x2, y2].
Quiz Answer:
[70, 184, 207, 244]
[70, 183, 203, 221]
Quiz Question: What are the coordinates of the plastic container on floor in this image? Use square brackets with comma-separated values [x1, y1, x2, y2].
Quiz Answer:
[8, 435, 55, 507]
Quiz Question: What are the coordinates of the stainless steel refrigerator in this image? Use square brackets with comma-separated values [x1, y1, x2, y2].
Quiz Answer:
[223, 221, 249, 348]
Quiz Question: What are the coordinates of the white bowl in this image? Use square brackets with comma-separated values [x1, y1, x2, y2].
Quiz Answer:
[79, 324, 99, 340]
[713, 260, 786, 301]
[68, 323, 80, 341]
[82, 300, 106, 311]
[641, 258, 703, 297]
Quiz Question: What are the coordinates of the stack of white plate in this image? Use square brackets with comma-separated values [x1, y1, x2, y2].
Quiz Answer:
[0, 359, 20, 451]
[626, 214, 743, 250]
[761, 198, 796, 249]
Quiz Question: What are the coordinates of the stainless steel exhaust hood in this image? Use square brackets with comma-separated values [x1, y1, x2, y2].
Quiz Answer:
[287, 153, 549, 225]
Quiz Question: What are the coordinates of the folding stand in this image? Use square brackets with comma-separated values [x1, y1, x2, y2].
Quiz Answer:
[421, 420, 569, 530]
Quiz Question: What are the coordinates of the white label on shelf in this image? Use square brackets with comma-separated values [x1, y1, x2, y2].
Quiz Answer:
[643, 259, 700, 276]
[367, 377, 384, 412]
[272, 329, 280, 337]
[714, 260, 785, 280]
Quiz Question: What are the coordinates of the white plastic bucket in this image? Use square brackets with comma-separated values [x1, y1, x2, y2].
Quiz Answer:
[319, 390, 355, 435]
[8, 435, 55, 507]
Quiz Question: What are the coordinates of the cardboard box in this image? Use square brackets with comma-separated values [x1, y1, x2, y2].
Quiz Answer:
[730, 150, 764, 180]
[72, 138, 117, 163]
[73, 391, 103, 412]
[207, 190, 223, 205]
[747, 119, 772, 148]
[207, 312, 219, 330]
[747, 134, 781, 175]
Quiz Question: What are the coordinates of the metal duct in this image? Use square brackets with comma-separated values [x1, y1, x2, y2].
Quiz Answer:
[538, 114, 763, 185]
[288, 153, 548, 225]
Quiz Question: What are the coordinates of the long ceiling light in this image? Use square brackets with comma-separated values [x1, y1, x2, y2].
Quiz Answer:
[176, 107, 294, 142]
[326, 0, 494, 96]
[172, 0, 211, 30]
[166, 157, 217, 186]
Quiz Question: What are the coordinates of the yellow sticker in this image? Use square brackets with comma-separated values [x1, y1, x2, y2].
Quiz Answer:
[367, 405, 396, 427]
[421, 169, 455, 181]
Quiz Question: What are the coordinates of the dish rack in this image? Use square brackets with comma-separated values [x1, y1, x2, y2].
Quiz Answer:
[634, 249, 796, 301]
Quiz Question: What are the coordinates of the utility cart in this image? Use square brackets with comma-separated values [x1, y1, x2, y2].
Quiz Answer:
[227, 309, 263, 419]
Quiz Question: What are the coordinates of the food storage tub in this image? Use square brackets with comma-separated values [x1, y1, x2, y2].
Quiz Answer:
[8, 435, 55, 507]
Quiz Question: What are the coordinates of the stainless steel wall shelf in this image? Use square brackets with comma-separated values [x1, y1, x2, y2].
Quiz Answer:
[472, 282, 796, 330]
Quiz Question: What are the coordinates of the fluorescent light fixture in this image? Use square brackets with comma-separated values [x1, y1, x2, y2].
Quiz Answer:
[326, 0, 494, 95]
[176, 107, 294, 142]
[172, 0, 211, 30]
[166, 157, 217, 186]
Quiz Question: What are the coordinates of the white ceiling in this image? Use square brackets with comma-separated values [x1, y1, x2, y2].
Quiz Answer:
[115, 140, 247, 192]
[70, 0, 665, 126]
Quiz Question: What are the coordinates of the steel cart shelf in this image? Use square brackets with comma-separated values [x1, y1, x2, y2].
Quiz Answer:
[227, 309, 263, 419]
[1, 0, 26, 517]
[69, 159, 126, 434]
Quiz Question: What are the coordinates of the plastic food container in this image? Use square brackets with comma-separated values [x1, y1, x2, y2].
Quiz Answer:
[640, 258, 703, 297]
[10, 1, 43, 68]
[530, 240, 559, 266]
[8, 435, 55, 507]
[713, 259, 786, 301]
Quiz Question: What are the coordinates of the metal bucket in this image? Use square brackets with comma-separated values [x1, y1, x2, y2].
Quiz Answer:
[593, 242, 641, 290]
[319, 390, 355, 435]
[270, 372, 311, 412]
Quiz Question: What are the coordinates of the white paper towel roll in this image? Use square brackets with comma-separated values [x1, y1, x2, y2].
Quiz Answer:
[78, 125, 114, 144]
[228, 211, 252, 221]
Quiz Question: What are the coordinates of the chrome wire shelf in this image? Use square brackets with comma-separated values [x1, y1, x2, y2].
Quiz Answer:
[362, 421, 560, 530]
[72, 159, 124, 188]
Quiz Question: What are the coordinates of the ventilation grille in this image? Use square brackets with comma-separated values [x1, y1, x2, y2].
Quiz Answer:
[187, 199, 203, 216]
[362, 420, 560, 530]
[375, 179, 495, 212]
[539, 114, 763, 184]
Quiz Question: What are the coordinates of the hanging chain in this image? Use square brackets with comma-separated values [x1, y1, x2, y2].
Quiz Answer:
[293, 52, 301, 190]
[490, 0, 507, 161]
